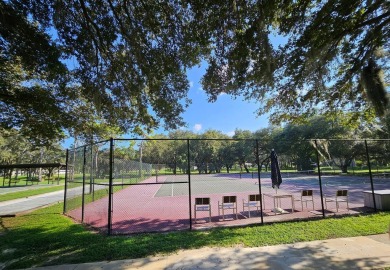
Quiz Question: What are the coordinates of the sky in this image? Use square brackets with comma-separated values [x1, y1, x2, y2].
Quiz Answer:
[61, 64, 270, 148]
[156, 64, 270, 137]
[60, 33, 288, 148]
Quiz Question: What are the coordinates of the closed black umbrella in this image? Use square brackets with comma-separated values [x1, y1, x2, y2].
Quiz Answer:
[270, 149, 282, 190]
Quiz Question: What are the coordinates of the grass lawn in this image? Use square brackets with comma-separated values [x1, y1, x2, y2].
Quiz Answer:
[0, 202, 389, 270]
[0, 185, 65, 202]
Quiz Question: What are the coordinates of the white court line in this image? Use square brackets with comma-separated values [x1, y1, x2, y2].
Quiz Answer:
[151, 176, 167, 198]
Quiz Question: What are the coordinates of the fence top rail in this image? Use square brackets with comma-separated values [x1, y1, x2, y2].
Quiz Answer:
[68, 138, 390, 150]
[114, 138, 390, 141]
[70, 139, 111, 151]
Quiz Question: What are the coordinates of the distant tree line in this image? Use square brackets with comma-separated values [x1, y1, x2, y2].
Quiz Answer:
[114, 115, 390, 174]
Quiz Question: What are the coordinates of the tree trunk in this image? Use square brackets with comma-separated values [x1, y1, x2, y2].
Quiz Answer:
[38, 147, 43, 181]
[243, 163, 250, 173]
[341, 164, 348, 173]
[71, 137, 78, 181]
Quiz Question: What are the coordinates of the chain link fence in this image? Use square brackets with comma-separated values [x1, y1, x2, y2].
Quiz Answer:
[64, 138, 390, 235]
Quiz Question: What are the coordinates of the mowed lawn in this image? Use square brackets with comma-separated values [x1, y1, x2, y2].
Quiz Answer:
[0, 202, 389, 269]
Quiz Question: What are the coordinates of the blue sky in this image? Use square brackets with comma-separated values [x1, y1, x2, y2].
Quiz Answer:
[157, 64, 270, 136]
[61, 65, 269, 148]
[146, 33, 288, 138]
[61, 33, 288, 148]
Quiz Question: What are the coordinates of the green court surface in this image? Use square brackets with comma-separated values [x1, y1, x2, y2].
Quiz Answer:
[154, 174, 273, 197]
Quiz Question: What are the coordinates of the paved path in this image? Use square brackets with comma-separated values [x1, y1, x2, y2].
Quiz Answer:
[0, 189, 65, 216]
[29, 234, 390, 270]
[0, 185, 106, 216]
[0, 184, 63, 195]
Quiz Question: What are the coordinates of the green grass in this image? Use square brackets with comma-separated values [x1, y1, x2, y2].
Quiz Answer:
[0, 185, 65, 202]
[0, 202, 389, 269]
[2, 176, 65, 186]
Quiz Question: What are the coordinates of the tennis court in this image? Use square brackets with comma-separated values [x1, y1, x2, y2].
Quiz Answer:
[64, 138, 390, 235]
[67, 172, 390, 234]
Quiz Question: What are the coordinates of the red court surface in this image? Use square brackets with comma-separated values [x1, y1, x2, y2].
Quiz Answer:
[67, 173, 384, 234]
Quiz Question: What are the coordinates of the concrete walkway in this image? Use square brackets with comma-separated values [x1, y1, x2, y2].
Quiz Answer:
[1, 187, 389, 269]
[0, 185, 110, 216]
[28, 234, 390, 270]
[0, 184, 62, 195]
[0, 190, 65, 216]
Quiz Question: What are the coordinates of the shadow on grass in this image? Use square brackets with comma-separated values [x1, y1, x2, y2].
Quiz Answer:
[0, 211, 246, 269]
[1, 210, 389, 269]
[7, 227, 388, 270]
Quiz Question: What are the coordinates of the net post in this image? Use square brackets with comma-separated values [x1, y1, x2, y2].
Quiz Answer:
[365, 140, 377, 211]
[187, 139, 192, 230]
[314, 140, 325, 218]
[107, 138, 114, 235]
[63, 149, 69, 214]
[256, 139, 264, 224]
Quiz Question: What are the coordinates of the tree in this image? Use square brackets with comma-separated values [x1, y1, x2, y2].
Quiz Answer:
[253, 127, 281, 170]
[142, 135, 169, 165]
[232, 129, 255, 173]
[274, 115, 366, 173]
[200, 0, 389, 125]
[272, 116, 353, 171]
[0, 128, 64, 180]
[0, 1, 70, 144]
[322, 139, 366, 173]
[1, 0, 206, 142]
[272, 124, 317, 171]
[194, 130, 228, 173]
[168, 130, 197, 174]
[218, 140, 236, 173]
[3, 0, 388, 143]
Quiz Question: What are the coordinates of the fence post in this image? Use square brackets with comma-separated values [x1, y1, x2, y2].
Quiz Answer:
[107, 138, 114, 235]
[2, 170, 5, 187]
[90, 143, 93, 195]
[187, 139, 192, 230]
[256, 140, 264, 224]
[81, 146, 86, 222]
[92, 144, 96, 201]
[314, 140, 326, 218]
[365, 140, 377, 211]
[63, 149, 69, 214]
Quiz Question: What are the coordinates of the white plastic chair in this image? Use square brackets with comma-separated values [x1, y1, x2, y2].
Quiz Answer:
[194, 197, 212, 222]
[218, 195, 238, 220]
[324, 190, 349, 212]
[243, 194, 261, 217]
[294, 190, 314, 211]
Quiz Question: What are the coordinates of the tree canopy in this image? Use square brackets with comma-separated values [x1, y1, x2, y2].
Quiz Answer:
[1, 0, 389, 143]
[200, 0, 389, 124]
